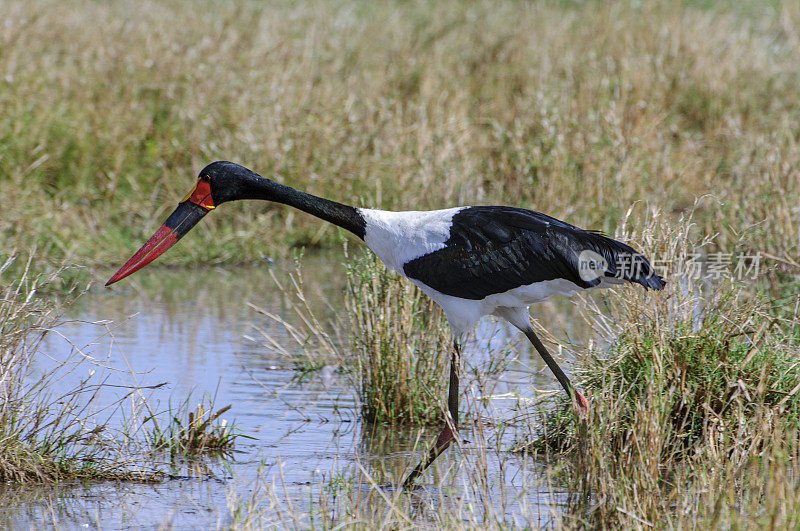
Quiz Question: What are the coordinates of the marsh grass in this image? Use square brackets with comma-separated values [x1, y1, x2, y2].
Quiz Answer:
[146, 395, 240, 457]
[346, 251, 451, 426]
[251, 248, 451, 426]
[0, 255, 161, 482]
[3, 0, 799, 284]
[233, 207, 800, 527]
[519, 208, 800, 528]
[0, 254, 247, 483]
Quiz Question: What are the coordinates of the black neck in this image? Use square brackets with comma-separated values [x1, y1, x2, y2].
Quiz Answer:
[264, 181, 366, 239]
[214, 166, 366, 239]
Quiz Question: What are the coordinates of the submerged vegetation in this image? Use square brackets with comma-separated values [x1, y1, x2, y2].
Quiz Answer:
[0, 255, 243, 484]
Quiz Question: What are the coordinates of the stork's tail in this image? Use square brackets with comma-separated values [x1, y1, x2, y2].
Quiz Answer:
[574, 232, 666, 291]
[634, 268, 666, 290]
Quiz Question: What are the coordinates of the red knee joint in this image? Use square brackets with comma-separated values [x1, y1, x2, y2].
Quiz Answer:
[435, 422, 458, 449]
[575, 391, 589, 418]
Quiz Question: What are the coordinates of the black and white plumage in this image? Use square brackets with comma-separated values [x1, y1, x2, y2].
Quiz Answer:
[106, 161, 665, 488]
[360, 205, 663, 334]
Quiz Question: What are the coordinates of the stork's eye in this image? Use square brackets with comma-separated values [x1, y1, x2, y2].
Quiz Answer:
[200, 175, 210, 182]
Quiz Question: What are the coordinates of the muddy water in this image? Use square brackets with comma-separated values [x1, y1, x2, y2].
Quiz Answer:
[4, 256, 591, 528]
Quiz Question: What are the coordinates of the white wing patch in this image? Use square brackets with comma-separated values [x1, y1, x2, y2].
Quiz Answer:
[358, 207, 464, 272]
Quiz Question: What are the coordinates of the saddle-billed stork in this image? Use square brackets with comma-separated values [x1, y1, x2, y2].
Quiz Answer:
[106, 161, 665, 487]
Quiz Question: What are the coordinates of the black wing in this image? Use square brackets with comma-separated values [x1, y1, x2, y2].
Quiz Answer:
[403, 206, 665, 300]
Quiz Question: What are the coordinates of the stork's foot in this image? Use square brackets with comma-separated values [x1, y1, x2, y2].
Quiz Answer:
[402, 420, 459, 489]
[402, 338, 462, 490]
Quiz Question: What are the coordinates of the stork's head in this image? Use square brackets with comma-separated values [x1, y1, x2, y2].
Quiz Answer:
[105, 161, 262, 286]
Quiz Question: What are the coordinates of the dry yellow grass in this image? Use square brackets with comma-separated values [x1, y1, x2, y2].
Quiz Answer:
[3, 0, 800, 526]
[1, 0, 798, 281]
[519, 207, 800, 528]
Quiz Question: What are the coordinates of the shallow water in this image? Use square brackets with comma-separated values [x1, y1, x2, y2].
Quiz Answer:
[4, 256, 591, 528]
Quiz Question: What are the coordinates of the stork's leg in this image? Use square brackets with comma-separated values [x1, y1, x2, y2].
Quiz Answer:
[523, 326, 589, 414]
[402, 338, 461, 489]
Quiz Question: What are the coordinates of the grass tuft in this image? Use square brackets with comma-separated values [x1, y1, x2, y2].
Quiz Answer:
[252, 248, 452, 426]
[345, 250, 451, 426]
[146, 397, 240, 457]
[520, 208, 800, 527]
[530, 292, 800, 456]
[0, 254, 161, 482]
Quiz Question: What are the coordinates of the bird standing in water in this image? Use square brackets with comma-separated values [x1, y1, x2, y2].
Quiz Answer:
[107, 161, 665, 487]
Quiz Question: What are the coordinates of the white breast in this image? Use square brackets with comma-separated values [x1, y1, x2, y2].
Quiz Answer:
[413, 278, 586, 334]
[358, 207, 464, 272]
